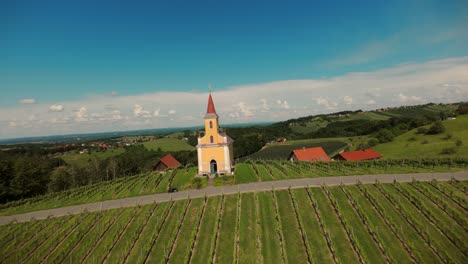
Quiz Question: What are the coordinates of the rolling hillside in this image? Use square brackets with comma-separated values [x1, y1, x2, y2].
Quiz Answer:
[139, 138, 195, 152]
[374, 115, 468, 159]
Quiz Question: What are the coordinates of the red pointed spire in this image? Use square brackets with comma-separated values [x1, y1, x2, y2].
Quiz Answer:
[206, 93, 217, 114]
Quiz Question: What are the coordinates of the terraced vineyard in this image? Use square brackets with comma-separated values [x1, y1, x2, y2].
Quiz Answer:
[0, 167, 201, 216]
[1, 180, 466, 263]
[0, 159, 466, 216]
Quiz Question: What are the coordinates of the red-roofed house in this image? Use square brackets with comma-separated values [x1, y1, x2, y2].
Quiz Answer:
[289, 147, 330, 162]
[153, 154, 182, 171]
[334, 148, 382, 161]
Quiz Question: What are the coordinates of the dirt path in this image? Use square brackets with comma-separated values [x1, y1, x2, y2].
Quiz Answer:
[1, 171, 466, 226]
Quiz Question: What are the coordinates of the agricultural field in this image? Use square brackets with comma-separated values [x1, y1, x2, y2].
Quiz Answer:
[1, 159, 466, 216]
[289, 117, 330, 134]
[0, 167, 202, 216]
[139, 138, 195, 152]
[1, 180, 466, 263]
[374, 115, 468, 159]
[240, 140, 347, 161]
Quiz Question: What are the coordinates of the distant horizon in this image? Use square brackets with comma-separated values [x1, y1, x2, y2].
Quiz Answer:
[0, 120, 275, 143]
[0, 100, 462, 143]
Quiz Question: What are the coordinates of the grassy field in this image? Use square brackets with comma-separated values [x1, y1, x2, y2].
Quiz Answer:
[61, 148, 125, 166]
[61, 138, 194, 166]
[1, 181, 466, 263]
[0, 159, 466, 216]
[139, 138, 195, 151]
[374, 115, 468, 159]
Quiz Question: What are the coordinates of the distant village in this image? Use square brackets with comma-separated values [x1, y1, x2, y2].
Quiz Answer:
[45, 135, 159, 158]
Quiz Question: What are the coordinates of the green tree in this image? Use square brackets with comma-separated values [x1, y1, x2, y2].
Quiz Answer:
[48, 167, 71, 192]
[426, 121, 445, 135]
[376, 129, 394, 143]
[10, 157, 51, 198]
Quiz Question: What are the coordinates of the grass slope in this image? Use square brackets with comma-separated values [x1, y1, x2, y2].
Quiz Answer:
[374, 115, 468, 159]
[61, 148, 125, 166]
[140, 138, 195, 151]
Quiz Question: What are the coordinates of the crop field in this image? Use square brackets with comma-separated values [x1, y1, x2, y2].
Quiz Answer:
[240, 140, 347, 161]
[1, 180, 466, 263]
[0, 167, 201, 216]
[1, 159, 466, 216]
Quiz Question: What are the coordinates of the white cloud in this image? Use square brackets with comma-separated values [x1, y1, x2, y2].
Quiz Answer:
[19, 98, 36, 104]
[1, 56, 468, 138]
[315, 97, 338, 110]
[49, 104, 64, 112]
[233, 102, 254, 118]
[8, 120, 17, 127]
[276, 100, 290, 109]
[260, 98, 270, 112]
[343, 96, 353, 105]
[398, 93, 423, 103]
[74, 107, 88, 122]
[133, 104, 152, 118]
[111, 110, 123, 120]
[153, 108, 160, 117]
[327, 25, 468, 68]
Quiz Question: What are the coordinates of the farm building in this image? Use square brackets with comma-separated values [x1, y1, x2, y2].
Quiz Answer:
[153, 154, 182, 171]
[289, 147, 330, 162]
[334, 148, 382, 161]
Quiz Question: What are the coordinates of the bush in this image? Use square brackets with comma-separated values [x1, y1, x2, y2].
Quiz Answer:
[442, 133, 452, 140]
[421, 140, 429, 144]
[426, 121, 445, 135]
[416, 127, 428, 134]
[191, 177, 203, 189]
[440, 147, 457, 155]
[408, 136, 417, 141]
[376, 129, 394, 143]
[366, 138, 379, 148]
[455, 140, 463, 147]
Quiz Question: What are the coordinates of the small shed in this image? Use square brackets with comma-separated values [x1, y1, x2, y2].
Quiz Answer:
[153, 154, 182, 171]
[289, 147, 330, 162]
[334, 148, 382, 161]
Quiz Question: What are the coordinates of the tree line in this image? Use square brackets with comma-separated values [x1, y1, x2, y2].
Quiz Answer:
[0, 145, 196, 203]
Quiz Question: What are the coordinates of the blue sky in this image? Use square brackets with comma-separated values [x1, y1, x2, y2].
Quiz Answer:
[1, 0, 468, 138]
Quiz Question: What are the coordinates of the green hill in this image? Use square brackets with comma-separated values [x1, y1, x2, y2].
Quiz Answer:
[140, 138, 195, 151]
[374, 115, 468, 159]
[1, 180, 466, 263]
[61, 148, 126, 166]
